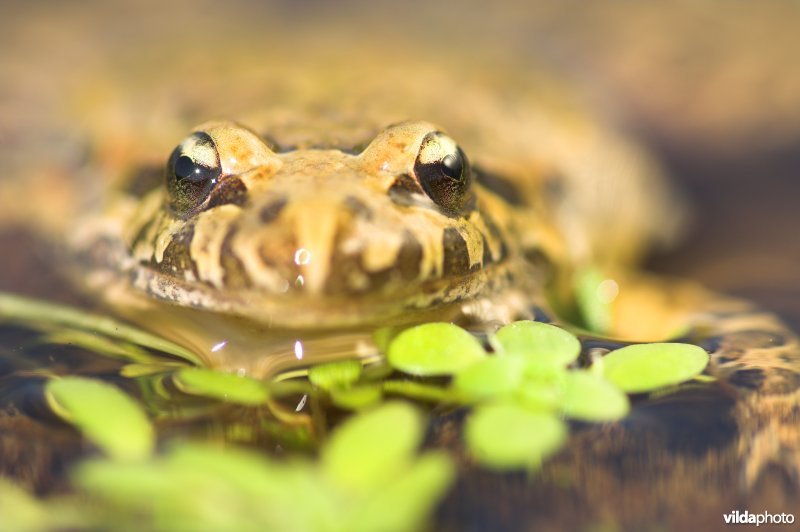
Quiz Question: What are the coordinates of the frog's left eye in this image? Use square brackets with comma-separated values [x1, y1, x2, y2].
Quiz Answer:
[166, 132, 222, 217]
[413, 132, 471, 214]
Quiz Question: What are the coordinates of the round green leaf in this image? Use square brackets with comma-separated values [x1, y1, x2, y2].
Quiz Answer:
[308, 359, 363, 390]
[453, 355, 525, 400]
[601, 343, 710, 393]
[387, 323, 486, 376]
[465, 403, 566, 470]
[494, 321, 581, 370]
[560, 371, 629, 421]
[46, 377, 154, 461]
[321, 401, 423, 491]
[174, 368, 269, 405]
[346, 451, 455, 532]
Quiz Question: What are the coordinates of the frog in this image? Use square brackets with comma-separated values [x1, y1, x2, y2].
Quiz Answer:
[1, 42, 797, 511]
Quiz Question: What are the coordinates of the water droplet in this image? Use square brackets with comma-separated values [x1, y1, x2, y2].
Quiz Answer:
[294, 248, 312, 265]
[295, 394, 308, 412]
[597, 279, 619, 304]
[210, 340, 228, 353]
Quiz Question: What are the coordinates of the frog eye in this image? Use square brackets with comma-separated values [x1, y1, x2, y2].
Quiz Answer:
[166, 132, 222, 217]
[413, 132, 471, 214]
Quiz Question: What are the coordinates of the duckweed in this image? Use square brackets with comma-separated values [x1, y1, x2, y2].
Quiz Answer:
[494, 320, 581, 369]
[173, 368, 270, 405]
[386, 322, 486, 375]
[45, 377, 154, 461]
[308, 359, 363, 390]
[601, 343, 710, 393]
[465, 403, 567, 470]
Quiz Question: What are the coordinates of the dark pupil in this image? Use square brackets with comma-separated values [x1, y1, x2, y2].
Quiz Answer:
[441, 152, 464, 180]
[175, 154, 213, 183]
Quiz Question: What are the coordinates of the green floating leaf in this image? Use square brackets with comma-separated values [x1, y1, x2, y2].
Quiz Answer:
[560, 371, 629, 422]
[74, 446, 335, 531]
[308, 359, 362, 391]
[465, 402, 566, 470]
[387, 322, 486, 376]
[0, 478, 49, 531]
[601, 343, 710, 393]
[0, 292, 201, 365]
[120, 362, 186, 378]
[43, 329, 159, 365]
[174, 368, 269, 406]
[453, 355, 525, 401]
[330, 385, 383, 410]
[346, 451, 455, 532]
[321, 401, 423, 492]
[46, 377, 153, 461]
[494, 321, 581, 371]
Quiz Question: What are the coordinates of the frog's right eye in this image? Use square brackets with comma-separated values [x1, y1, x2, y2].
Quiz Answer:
[166, 132, 222, 217]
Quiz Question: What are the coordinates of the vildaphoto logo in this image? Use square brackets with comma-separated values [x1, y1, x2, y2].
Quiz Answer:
[723, 510, 795, 526]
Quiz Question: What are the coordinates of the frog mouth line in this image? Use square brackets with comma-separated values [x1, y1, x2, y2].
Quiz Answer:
[130, 257, 515, 329]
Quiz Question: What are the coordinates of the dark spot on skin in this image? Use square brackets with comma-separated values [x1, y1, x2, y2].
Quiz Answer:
[523, 248, 551, 271]
[715, 356, 737, 365]
[697, 335, 723, 353]
[728, 368, 766, 390]
[343, 196, 374, 220]
[473, 166, 526, 206]
[219, 226, 251, 289]
[760, 368, 800, 394]
[543, 171, 567, 203]
[259, 197, 288, 223]
[396, 231, 423, 281]
[157, 225, 198, 279]
[206, 176, 248, 210]
[388, 173, 425, 198]
[480, 215, 508, 261]
[481, 235, 493, 266]
[124, 164, 163, 197]
[442, 227, 470, 275]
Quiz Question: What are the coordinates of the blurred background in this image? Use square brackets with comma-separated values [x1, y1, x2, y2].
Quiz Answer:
[1, 0, 799, 328]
